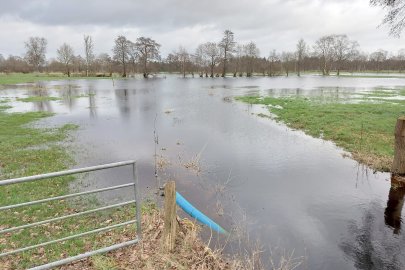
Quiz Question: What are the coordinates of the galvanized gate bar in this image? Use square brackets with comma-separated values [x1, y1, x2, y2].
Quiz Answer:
[0, 220, 137, 257]
[0, 160, 141, 270]
[29, 239, 140, 270]
[0, 160, 136, 186]
[0, 200, 136, 234]
[0, 183, 135, 211]
[132, 163, 142, 238]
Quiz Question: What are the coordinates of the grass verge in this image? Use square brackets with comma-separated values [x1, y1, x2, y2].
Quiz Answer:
[236, 91, 405, 172]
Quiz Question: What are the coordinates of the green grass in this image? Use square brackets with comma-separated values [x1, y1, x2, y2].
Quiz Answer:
[91, 255, 119, 270]
[357, 89, 397, 97]
[16, 96, 62, 102]
[236, 90, 405, 172]
[0, 73, 113, 85]
[0, 102, 150, 269]
[0, 73, 69, 85]
[338, 74, 405, 79]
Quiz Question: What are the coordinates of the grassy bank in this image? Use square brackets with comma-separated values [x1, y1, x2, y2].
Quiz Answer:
[236, 89, 405, 172]
[0, 73, 114, 85]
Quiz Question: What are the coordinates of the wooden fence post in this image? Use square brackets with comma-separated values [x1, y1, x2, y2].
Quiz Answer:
[163, 181, 177, 252]
[393, 116, 405, 176]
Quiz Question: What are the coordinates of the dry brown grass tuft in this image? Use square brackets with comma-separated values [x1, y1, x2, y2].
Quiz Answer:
[156, 155, 171, 170]
[182, 144, 207, 174]
[352, 151, 392, 172]
[60, 210, 234, 270]
[183, 156, 202, 173]
[38, 207, 303, 270]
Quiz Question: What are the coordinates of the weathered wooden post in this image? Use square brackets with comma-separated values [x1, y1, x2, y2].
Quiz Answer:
[163, 181, 177, 252]
[392, 116, 405, 176]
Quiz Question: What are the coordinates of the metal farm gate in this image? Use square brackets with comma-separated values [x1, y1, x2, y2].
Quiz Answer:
[0, 160, 141, 270]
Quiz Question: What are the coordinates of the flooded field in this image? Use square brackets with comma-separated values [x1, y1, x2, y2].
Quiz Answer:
[1, 75, 405, 269]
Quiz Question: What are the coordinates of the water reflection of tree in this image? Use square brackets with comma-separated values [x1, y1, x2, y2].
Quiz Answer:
[29, 82, 53, 112]
[340, 199, 405, 269]
[115, 89, 131, 118]
[88, 85, 97, 118]
[60, 84, 79, 110]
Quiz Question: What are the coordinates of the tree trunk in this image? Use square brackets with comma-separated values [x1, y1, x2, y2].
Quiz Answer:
[337, 60, 341, 76]
[393, 116, 405, 175]
[297, 61, 301, 77]
[222, 51, 227, 77]
[182, 62, 186, 78]
[143, 58, 148, 78]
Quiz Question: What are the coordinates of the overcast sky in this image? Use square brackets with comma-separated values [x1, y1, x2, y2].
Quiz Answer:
[0, 0, 404, 59]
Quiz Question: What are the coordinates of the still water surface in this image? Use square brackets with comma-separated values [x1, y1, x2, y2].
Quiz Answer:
[2, 75, 405, 269]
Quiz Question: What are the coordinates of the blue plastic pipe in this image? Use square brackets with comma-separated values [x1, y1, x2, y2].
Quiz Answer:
[176, 192, 228, 235]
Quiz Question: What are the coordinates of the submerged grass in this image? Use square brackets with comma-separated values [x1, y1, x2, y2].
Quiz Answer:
[236, 89, 405, 172]
[16, 96, 62, 102]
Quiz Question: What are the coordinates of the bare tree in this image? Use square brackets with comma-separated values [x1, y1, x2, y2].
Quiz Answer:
[0, 54, 5, 72]
[2, 55, 30, 73]
[315, 35, 336, 75]
[135, 37, 161, 78]
[24, 37, 47, 72]
[219, 30, 236, 77]
[281, 52, 295, 76]
[201, 42, 220, 77]
[268, 49, 279, 76]
[334, 35, 359, 75]
[57, 43, 74, 77]
[232, 44, 244, 77]
[397, 48, 405, 59]
[369, 49, 388, 71]
[371, 0, 405, 36]
[72, 54, 85, 73]
[127, 41, 139, 74]
[195, 44, 208, 77]
[244, 42, 260, 77]
[97, 53, 113, 76]
[175, 46, 190, 78]
[113, 35, 130, 77]
[84, 35, 95, 77]
[296, 38, 307, 76]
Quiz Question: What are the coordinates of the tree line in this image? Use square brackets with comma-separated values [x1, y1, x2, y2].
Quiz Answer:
[2, 31, 405, 77]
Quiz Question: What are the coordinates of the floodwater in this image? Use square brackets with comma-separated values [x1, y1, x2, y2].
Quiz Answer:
[1, 75, 405, 269]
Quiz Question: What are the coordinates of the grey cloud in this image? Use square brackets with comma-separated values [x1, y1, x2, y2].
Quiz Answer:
[0, 0, 403, 58]
[0, 0, 352, 31]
